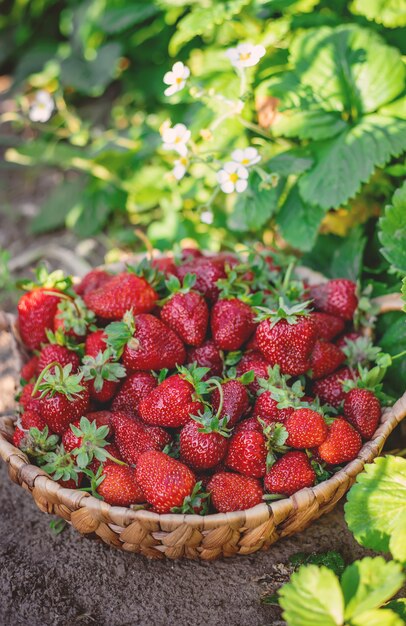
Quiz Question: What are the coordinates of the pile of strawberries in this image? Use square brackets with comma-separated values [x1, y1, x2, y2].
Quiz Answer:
[13, 247, 384, 514]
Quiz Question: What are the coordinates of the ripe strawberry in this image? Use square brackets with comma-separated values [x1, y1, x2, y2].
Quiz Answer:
[236, 351, 269, 393]
[310, 312, 345, 341]
[122, 314, 186, 371]
[82, 350, 126, 403]
[111, 371, 157, 416]
[54, 296, 95, 339]
[21, 356, 39, 382]
[13, 427, 26, 449]
[89, 442, 122, 474]
[225, 430, 267, 478]
[111, 412, 161, 464]
[18, 287, 62, 350]
[85, 410, 113, 433]
[36, 364, 90, 435]
[84, 272, 158, 320]
[335, 332, 362, 349]
[309, 340, 345, 380]
[85, 329, 108, 357]
[135, 451, 196, 513]
[151, 256, 178, 277]
[211, 298, 256, 350]
[317, 418, 362, 464]
[144, 424, 172, 449]
[284, 408, 328, 448]
[253, 393, 294, 424]
[180, 247, 203, 261]
[264, 451, 316, 496]
[256, 309, 317, 376]
[21, 410, 47, 431]
[207, 472, 263, 513]
[177, 257, 226, 303]
[186, 340, 223, 378]
[343, 389, 381, 439]
[160, 274, 209, 346]
[313, 367, 357, 408]
[180, 411, 230, 470]
[310, 279, 358, 321]
[211, 379, 249, 427]
[138, 370, 204, 428]
[19, 383, 41, 413]
[37, 344, 80, 374]
[97, 463, 145, 506]
[74, 269, 112, 296]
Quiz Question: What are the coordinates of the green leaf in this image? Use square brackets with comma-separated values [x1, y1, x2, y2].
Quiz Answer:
[60, 43, 122, 96]
[344, 455, 406, 562]
[265, 150, 314, 176]
[350, 609, 405, 626]
[350, 0, 406, 28]
[278, 565, 344, 626]
[342, 557, 405, 619]
[378, 181, 406, 273]
[277, 185, 325, 252]
[228, 172, 282, 233]
[376, 312, 406, 397]
[299, 115, 406, 210]
[302, 228, 366, 281]
[97, 4, 160, 34]
[273, 109, 347, 141]
[30, 179, 86, 234]
[386, 599, 406, 621]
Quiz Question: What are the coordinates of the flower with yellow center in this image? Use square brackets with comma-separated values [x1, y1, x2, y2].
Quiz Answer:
[172, 156, 189, 180]
[161, 123, 191, 157]
[29, 90, 54, 123]
[217, 162, 249, 194]
[225, 43, 266, 69]
[231, 147, 261, 167]
[163, 62, 190, 97]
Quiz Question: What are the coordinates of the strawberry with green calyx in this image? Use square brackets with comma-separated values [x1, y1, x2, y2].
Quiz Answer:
[138, 365, 210, 428]
[308, 340, 345, 380]
[284, 408, 328, 449]
[343, 388, 381, 439]
[135, 450, 196, 514]
[163, 434, 181, 459]
[151, 256, 178, 278]
[236, 351, 269, 393]
[74, 269, 112, 297]
[160, 273, 209, 346]
[111, 371, 157, 417]
[310, 312, 345, 341]
[210, 375, 252, 427]
[171, 481, 211, 515]
[253, 365, 304, 423]
[176, 256, 227, 303]
[317, 418, 362, 465]
[336, 332, 362, 349]
[264, 451, 316, 496]
[127, 257, 167, 296]
[341, 336, 382, 369]
[62, 416, 125, 469]
[83, 271, 158, 321]
[17, 266, 73, 350]
[13, 424, 59, 457]
[40, 444, 82, 488]
[93, 463, 146, 506]
[33, 362, 90, 435]
[85, 329, 108, 357]
[186, 340, 224, 378]
[255, 298, 317, 376]
[262, 261, 307, 309]
[37, 343, 80, 375]
[45, 327, 85, 356]
[81, 349, 126, 403]
[342, 352, 392, 402]
[310, 279, 358, 321]
[54, 295, 96, 339]
[313, 366, 358, 408]
[207, 472, 263, 513]
[111, 412, 163, 464]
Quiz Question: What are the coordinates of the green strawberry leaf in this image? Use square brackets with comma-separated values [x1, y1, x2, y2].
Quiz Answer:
[350, 609, 405, 626]
[378, 181, 406, 274]
[350, 0, 406, 28]
[386, 599, 406, 622]
[289, 551, 345, 577]
[278, 564, 344, 626]
[344, 455, 406, 562]
[302, 227, 366, 281]
[276, 185, 325, 252]
[228, 171, 283, 233]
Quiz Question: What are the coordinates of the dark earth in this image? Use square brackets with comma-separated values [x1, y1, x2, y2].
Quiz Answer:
[0, 170, 402, 626]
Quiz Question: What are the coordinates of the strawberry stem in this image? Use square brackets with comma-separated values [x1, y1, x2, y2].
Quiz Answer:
[134, 228, 154, 261]
[208, 378, 224, 420]
[32, 361, 64, 396]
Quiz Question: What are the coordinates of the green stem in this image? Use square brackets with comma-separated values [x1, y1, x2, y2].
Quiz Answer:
[32, 361, 64, 396]
[208, 378, 224, 420]
[104, 451, 128, 467]
[392, 350, 406, 361]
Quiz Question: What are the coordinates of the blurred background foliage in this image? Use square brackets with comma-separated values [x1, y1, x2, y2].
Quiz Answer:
[1, 0, 406, 396]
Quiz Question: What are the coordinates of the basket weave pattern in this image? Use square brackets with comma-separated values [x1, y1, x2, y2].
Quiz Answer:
[1, 290, 405, 560]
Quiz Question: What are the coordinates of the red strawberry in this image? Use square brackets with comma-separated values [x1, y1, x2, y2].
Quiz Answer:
[180, 247, 203, 261]
[317, 418, 362, 464]
[253, 393, 294, 424]
[37, 344, 80, 374]
[21, 410, 47, 431]
[225, 430, 267, 478]
[85, 329, 108, 357]
[97, 463, 145, 506]
[82, 350, 126, 403]
[36, 365, 90, 435]
[236, 351, 269, 393]
[336, 332, 362, 349]
[84, 272, 158, 321]
[264, 451, 316, 496]
[310, 312, 345, 341]
[139, 371, 204, 428]
[18, 287, 62, 350]
[21, 356, 39, 382]
[135, 451, 196, 513]
[207, 472, 263, 513]
[89, 442, 122, 474]
[144, 424, 172, 449]
[74, 269, 112, 296]
[122, 314, 185, 371]
[13, 427, 26, 449]
[111, 372, 157, 417]
[177, 257, 226, 303]
[111, 412, 161, 464]
[310, 279, 358, 321]
[53, 296, 94, 339]
[313, 367, 357, 408]
[85, 410, 113, 433]
[245, 334, 260, 351]
[309, 340, 345, 380]
[160, 274, 209, 346]
[284, 408, 328, 448]
[256, 311, 317, 376]
[19, 383, 41, 413]
[180, 413, 230, 470]
[211, 379, 250, 427]
[186, 340, 223, 378]
[151, 257, 178, 277]
[211, 298, 256, 350]
[343, 389, 381, 439]
[234, 416, 264, 434]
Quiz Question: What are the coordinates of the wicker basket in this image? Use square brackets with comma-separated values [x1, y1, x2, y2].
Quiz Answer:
[1, 267, 405, 560]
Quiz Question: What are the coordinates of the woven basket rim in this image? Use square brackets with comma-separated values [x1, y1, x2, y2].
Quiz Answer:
[0, 269, 405, 529]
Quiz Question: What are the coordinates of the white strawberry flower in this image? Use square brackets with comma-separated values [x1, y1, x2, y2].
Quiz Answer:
[163, 61, 190, 97]
[225, 43, 266, 69]
[172, 155, 188, 180]
[28, 90, 54, 123]
[161, 123, 191, 157]
[201, 210, 214, 224]
[217, 161, 249, 194]
[231, 147, 261, 167]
